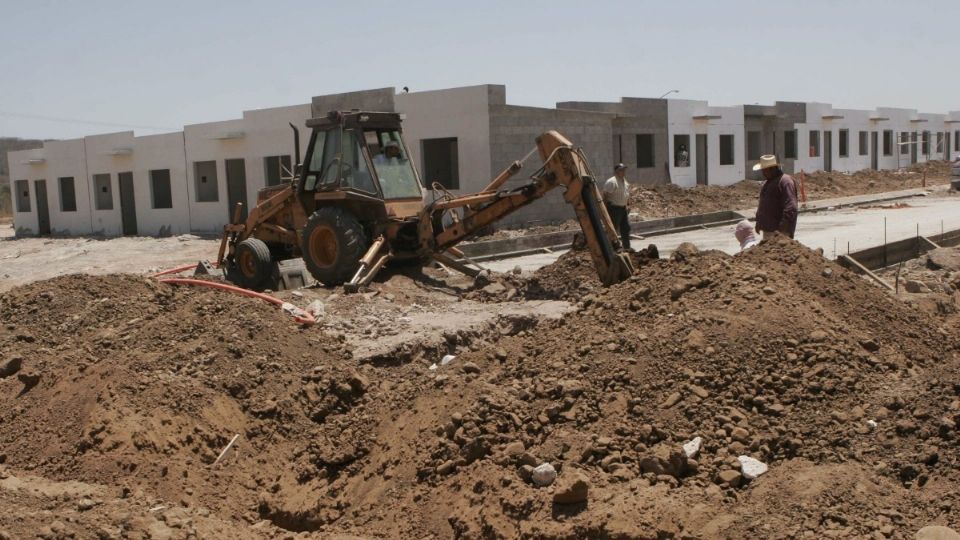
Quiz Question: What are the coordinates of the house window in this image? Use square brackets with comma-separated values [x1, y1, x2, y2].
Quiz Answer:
[58, 177, 77, 212]
[839, 129, 849, 157]
[936, 132, 943, 153]
[955, 130, 959, 151]
[883, 130, 893, 156]
[899, 132, 911, 156]
[15, 180, 30, 212]
[421, 137, 460, 190]
[194, 160, 219, 202]
[921, 131, 930, 156]
[858, 131, 869, 156]
[809, 130, 820, 157]
[635, 134, 654, 168]
[673, 134, 690, 167]
[263, 155, 292, 187]
[719, 134, 735, 165]
[93, 173, 113, 210]
[747, 131, 762, 160]
[150, 169, 173, 209]
[784, 130, 797, 159]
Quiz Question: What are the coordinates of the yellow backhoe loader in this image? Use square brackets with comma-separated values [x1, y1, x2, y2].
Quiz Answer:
[217, 110, 633, 292]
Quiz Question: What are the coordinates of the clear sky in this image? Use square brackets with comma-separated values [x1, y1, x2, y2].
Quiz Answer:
[1, 0, 957, 139]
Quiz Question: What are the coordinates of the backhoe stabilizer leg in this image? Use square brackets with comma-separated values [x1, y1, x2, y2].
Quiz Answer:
[344, 237, 389, 293]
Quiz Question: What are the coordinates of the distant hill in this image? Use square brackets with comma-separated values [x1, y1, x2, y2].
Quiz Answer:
[1, 137, 46, 215]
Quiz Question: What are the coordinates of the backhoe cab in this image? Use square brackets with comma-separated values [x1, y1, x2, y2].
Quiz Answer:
[218, 110, 634, 292]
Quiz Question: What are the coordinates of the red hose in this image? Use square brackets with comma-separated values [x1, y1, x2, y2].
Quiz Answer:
[152, 263, 204, 277]
[153, 273, 316, 326]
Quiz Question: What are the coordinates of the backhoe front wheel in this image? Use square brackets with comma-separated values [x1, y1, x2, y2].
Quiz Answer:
[232, 237, 273, 290]
[301, 207, 367, 286]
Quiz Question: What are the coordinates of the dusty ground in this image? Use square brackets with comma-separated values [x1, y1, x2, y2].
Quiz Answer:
[1, 235, 958, 539]
[0, 223, 219, 292]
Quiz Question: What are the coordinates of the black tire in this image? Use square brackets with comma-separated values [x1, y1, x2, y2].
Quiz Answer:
[301, 207, 367, 286]
[232, 238, 273, 290]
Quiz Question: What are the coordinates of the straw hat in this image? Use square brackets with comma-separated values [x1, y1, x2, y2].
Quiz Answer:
[752, 155, 779, 171]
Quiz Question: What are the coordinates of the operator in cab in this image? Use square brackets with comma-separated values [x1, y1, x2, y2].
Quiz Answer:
[374, 140, 402, 166]
[753, 155, 798, 239]
[603, 163, 632, 251]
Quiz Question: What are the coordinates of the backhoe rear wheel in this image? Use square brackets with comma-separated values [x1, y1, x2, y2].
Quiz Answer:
[301, 207, 367, 286]
[233, 237, 273, 290]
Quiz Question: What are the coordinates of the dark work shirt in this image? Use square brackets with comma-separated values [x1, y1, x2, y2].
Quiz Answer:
[755, 173, 798, 238]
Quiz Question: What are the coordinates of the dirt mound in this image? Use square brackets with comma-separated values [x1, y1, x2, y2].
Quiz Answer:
[413, 236, 960, 537]
[2, 236, 959, 538]
[526, 243, 661, 300]
[628, 161, 952, 219]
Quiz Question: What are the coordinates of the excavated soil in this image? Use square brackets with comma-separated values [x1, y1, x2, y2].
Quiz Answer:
[1, 236, 959, 538]
[629, 160, 952, 219]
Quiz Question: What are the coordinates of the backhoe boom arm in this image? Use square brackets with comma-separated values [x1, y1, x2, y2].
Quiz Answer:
[422, 131, 634, 286]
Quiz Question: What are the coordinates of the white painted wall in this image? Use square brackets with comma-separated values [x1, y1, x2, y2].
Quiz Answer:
[84, 132, 134, 236]
[133, 132, 190, 236]
[396, 85, 493, 198]
[184, 104, 310, 233]
[8, 148, 45, 234]
[667, 99, 745, 187]
[44, 138, 92, 234]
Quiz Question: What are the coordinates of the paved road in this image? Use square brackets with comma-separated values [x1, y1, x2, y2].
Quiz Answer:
[484, 192, 960, 273]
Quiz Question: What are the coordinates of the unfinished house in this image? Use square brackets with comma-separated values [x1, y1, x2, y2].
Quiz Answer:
[8, 83, 960, 237]
[667, 100, 746, 187]
[743, 102, 807, 177]
[183, 104, 311, 232]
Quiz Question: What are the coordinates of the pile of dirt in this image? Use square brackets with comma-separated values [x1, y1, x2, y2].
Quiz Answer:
[628, 160, 952, 219]
[461, 243, 661, 303]
[2, 236, 959, 537]
[414, 235, 960, 538]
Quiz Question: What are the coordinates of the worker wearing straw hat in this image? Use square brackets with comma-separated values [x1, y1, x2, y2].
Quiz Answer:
[753, 155, 798, 239]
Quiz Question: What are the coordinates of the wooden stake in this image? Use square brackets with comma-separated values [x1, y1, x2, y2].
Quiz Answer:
[213, 434, 240, 467]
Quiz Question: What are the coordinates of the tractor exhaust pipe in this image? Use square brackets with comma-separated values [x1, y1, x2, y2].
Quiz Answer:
[289, 123, 301, 171]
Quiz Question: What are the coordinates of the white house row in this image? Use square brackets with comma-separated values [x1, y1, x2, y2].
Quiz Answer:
[8, 85, 960, 236]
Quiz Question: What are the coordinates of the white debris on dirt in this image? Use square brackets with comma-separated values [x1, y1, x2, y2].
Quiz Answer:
[440, 354, 457, 366]
[737, 456, 769, 480]
[682, 437, 702, 459]
[531, 463, 557, 487]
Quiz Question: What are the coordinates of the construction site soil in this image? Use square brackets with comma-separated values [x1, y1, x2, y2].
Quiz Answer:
[1, 235, 959, 539]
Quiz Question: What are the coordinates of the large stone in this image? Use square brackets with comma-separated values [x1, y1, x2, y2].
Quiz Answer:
[927, 248, 960, 272]
[552, 472, 590, 504]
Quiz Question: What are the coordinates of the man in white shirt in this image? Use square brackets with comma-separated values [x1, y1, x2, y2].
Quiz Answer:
[602, 163, 631, 251]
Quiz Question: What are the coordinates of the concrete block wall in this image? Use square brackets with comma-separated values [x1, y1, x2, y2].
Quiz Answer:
[396, 84, 495, 199]
[559, 97, 669, 186]
[488, 104, 615, 227]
